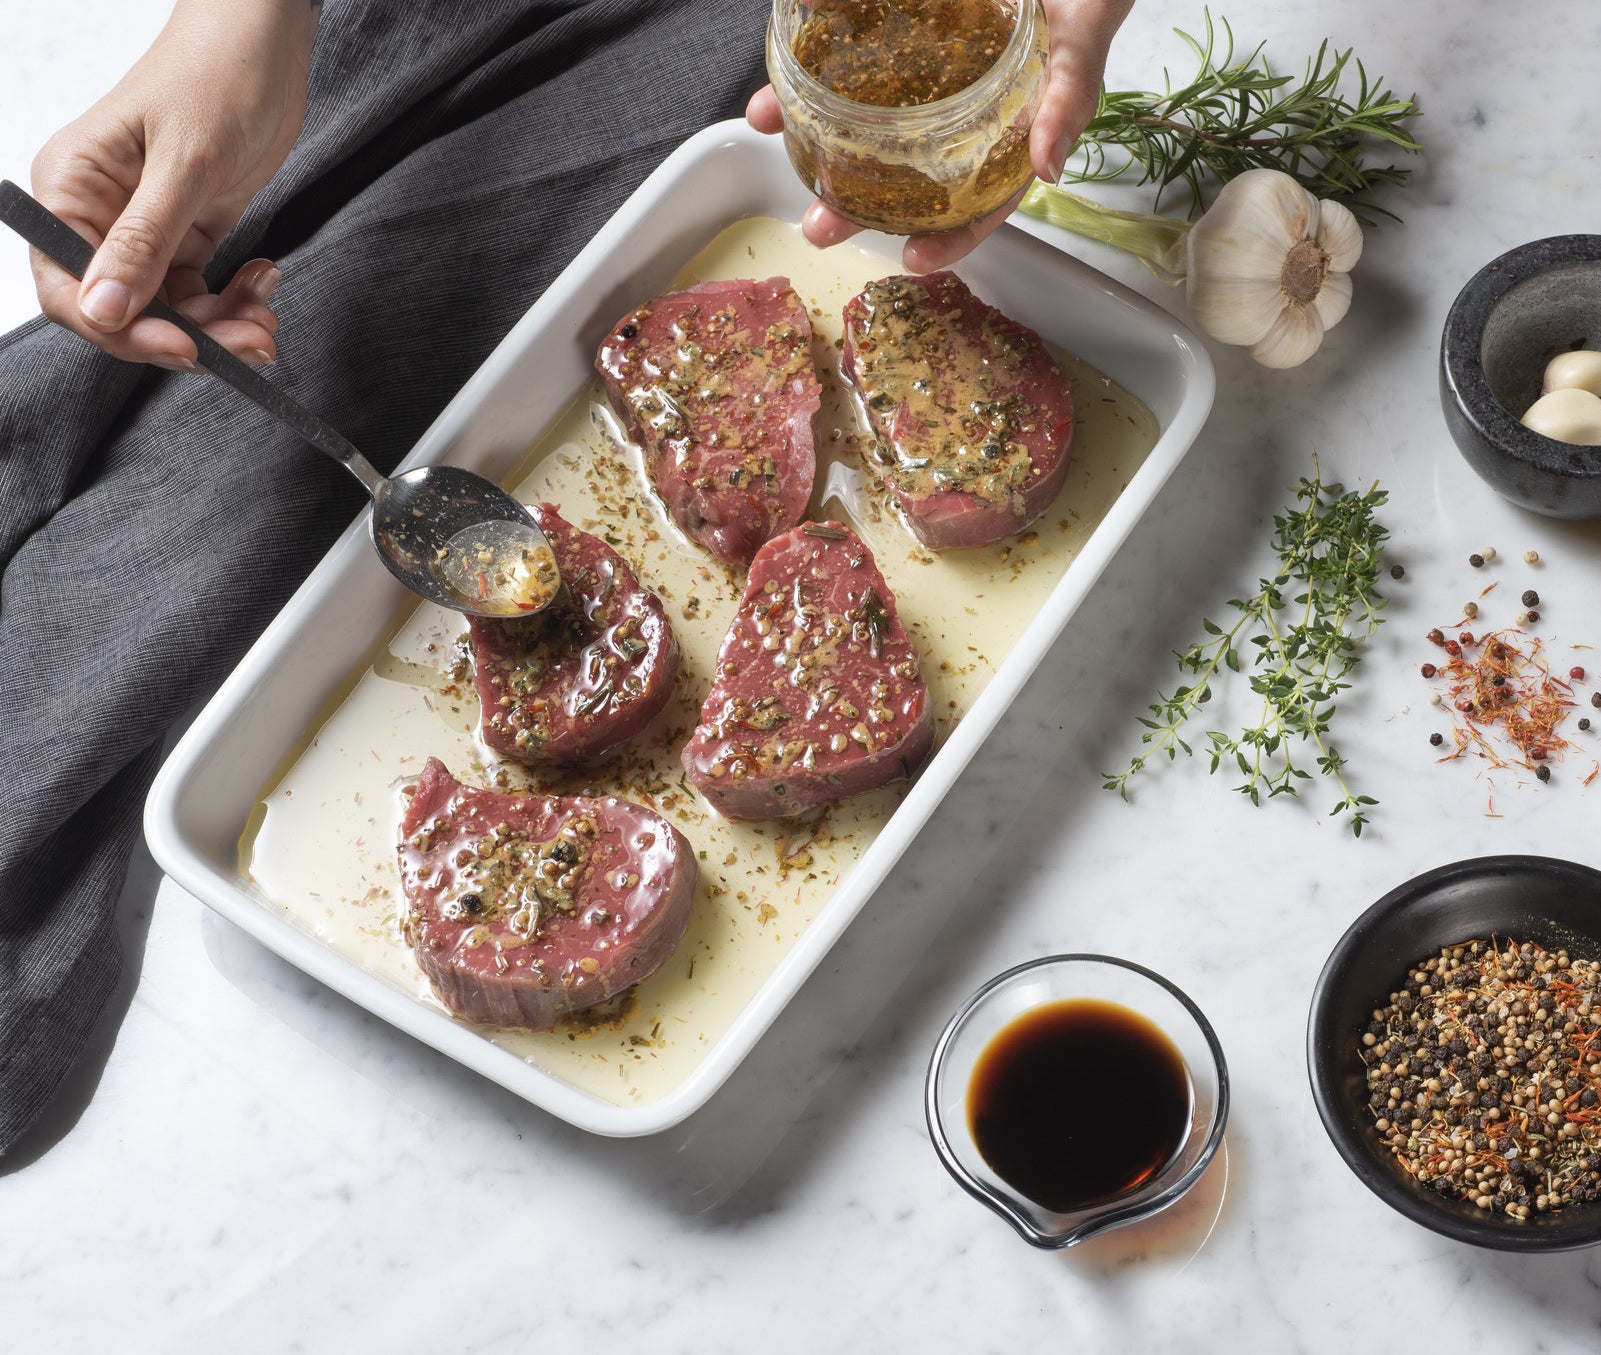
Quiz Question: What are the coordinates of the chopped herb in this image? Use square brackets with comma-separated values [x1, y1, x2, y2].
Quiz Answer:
[802, 524, 849, 540]
[856, 589, 889, 658]
[575, 682, 615, 716]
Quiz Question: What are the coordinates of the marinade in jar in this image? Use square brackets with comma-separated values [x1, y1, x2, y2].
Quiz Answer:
[794, 0, 1015, 107]
[767, 0, 1048, 235]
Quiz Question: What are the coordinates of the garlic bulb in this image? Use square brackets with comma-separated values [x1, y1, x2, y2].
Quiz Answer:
[1184, 169, 1365, 369]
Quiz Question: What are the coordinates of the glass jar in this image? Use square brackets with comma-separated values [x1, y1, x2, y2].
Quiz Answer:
[766, 0, 1049, 236]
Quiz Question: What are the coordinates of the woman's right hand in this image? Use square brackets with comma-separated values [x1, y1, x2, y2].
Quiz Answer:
[29, 0, 318, 369]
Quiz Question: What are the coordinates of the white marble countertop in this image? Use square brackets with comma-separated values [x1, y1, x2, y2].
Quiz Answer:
[7, 1, 1601, 1349]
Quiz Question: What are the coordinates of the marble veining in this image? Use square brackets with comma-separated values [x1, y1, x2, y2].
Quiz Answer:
[6, 1, 1601, 1350]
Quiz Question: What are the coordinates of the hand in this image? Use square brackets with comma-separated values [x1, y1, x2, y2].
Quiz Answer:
[28, 0, 318, 368]
[747, 0, 1135, 272]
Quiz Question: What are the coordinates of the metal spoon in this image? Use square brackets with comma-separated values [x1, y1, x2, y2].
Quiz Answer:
[0, 179, 560, 620]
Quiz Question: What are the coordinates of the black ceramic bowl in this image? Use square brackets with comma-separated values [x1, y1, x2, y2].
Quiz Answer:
[1440, 235, 1601, 518]
[1308, 855, 1601, 1251]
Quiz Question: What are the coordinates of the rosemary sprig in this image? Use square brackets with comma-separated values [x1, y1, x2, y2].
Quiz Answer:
[1104, 463, 1389, 837]
[1069, 9, 1422, 224]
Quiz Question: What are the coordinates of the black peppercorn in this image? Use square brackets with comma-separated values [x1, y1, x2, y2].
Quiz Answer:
[1582, 718, 1593, 732]
[1429, 732, 1443, 746]
[1390, 564, 1405, 580]
[1537, 765, 1552, 782]
[1522, 589, 1539, 607]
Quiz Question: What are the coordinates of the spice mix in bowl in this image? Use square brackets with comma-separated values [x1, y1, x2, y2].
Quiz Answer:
[1308, 855, 1601, 1251]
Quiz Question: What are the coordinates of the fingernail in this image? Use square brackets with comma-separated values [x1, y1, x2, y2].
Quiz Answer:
[1048, 136, 1074, 184]
[81, 278, 133, 329]
[253, 266, 283, 303]
[244, 348, 274, 366]
[150, 354, 200, 374]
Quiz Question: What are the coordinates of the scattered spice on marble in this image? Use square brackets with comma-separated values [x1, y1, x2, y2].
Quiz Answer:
[1426, 625, 1577, 773]
[1480, 546, 1498, 563]
[1525, 550, 1541, 565]
[1421, 563, 1600, 788]
[1469, 552, 1485, 568]
[1361, 937, 1601, 1218]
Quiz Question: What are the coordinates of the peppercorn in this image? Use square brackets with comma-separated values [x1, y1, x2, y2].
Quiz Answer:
[1524, 550, 1540, 564]
[1429, 732, 1444, 747]
[1390, 564, 1405, 580]
[1469, 553, 1485, 567]
[1572, 667, 1586, 682]
[1421, 663, 1437, 678]
[1463, 602, 1480, 620]
[1593, 692, 1601, 709]
[1528, 610, 1541, 624]
[1460, 631, 1475, 646]
[1581, 719, 1592, 732]
[1522, 589, 1540, 608]
[1360, 938, 1601, 1219]
[1427, 628, 1445, 646]
[1537, 765, 1552, 782]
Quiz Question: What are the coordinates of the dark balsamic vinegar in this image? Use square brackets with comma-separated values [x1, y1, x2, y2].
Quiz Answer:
[966, 998, 1192, 1213]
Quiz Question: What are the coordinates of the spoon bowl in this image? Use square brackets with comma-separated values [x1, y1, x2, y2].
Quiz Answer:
[0, 179, 558, 620]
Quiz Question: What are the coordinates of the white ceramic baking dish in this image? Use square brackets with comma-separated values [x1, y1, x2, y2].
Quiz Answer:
[145, 120, 1214, 1135]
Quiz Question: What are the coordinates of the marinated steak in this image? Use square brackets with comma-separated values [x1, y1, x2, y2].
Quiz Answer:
[596, 277, 821, 565]
[398, 758, 697, 1030]
[841, 272, 1074, 550]
[467, 503, 678, 764]
[681, 521, 933, 820]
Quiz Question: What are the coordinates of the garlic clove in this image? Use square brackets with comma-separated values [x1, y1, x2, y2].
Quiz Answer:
[1521, 387, 1601, 444]
[1541, 350, 1601, 398]
[1314, 198, 1364, 274]
[1311, 267, 1353, 331]
[1186, 273, 1286, 346]
[1250, 302, 1325, 369]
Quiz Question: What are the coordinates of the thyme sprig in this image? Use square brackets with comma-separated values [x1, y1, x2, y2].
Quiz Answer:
[1104, 464, 1389, 836]
[1069, 10, 1422, 224]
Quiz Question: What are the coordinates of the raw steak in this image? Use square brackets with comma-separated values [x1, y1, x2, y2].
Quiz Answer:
[841, 271, 1074, 550]
[467, 503, 678, 764]
[596, 277, 821, 564]
[398, 758, 696, 1030]
[681, 521, 933, 819]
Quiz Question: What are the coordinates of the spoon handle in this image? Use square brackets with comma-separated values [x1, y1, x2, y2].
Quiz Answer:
[0, 180, 386, 501]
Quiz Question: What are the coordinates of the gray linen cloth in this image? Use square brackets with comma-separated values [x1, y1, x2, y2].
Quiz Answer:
[0, 0, 767, 1158]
